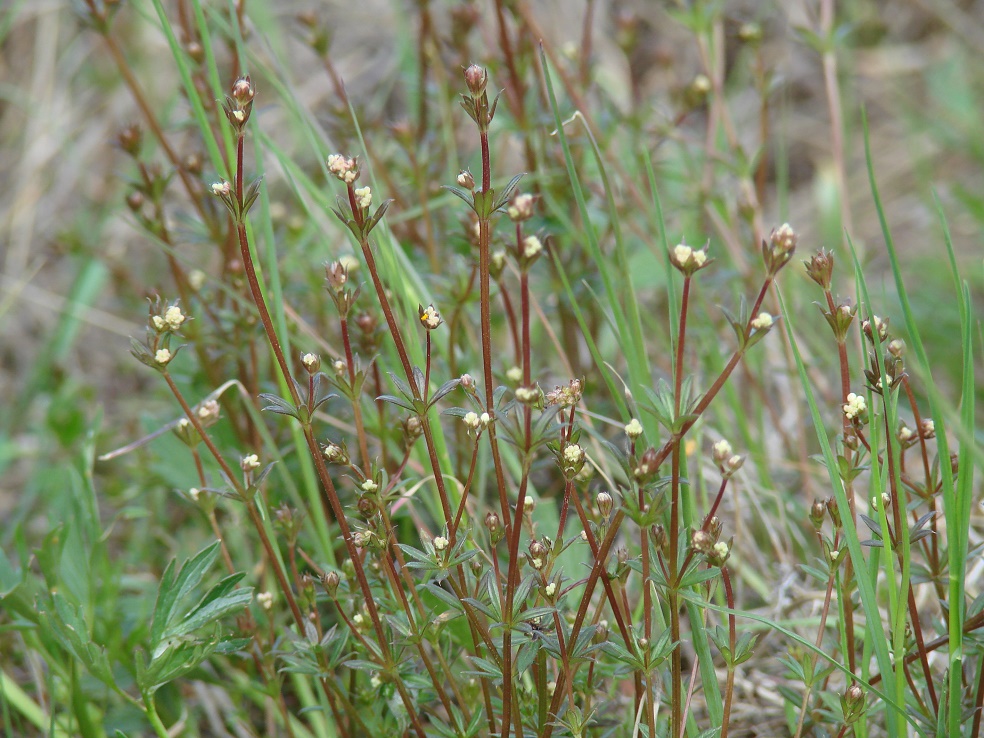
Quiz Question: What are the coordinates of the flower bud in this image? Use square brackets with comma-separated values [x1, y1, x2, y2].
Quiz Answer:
[117, 123, 142, 157]
[485, 511, 503, 544]
[809, 499, 826, 530]
[596, 491, 613, 518]
[301, 352, 321, 374]
[804, 248, 834, 290]
[763, 223, 797, 276]
[456, 170, 475, 190]
[323, 441, 349, 465]
[320, 571, 340, 598]
[463, 64, 488, 96]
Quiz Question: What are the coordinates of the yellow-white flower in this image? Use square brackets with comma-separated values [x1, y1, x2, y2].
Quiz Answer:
[257, 591, 274, 611]
[750, 312, 773, 330]
[164, 305, 185, 330]
[522, 235, 543, 259]
[843, 392, 866, 420]
[155, 348, 172, 365]
[624, 418, 644, 439]
[433, 536, 449, 551]
[354, 186, 372, 210]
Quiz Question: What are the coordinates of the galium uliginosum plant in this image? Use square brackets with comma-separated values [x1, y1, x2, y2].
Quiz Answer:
[120, 66, 804, 738]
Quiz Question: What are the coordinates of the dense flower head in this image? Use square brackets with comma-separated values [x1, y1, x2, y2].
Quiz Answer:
[750, 312, 774, 331]
[671, 242, 707, 273]
[327, 153, 359, 184]
[354, 186, 372, 210]
[508, 193, 535, 221]
[522, 235, 543, 260]
[843, 392, 867, 420]
[545, 378, 583, 407]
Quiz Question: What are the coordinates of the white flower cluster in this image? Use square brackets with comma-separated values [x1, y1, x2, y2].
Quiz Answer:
[624, 418, 644, 439]
[153, 305, 186, 332]
[522, 235, 543, 259]
[750, 312, 774, 330]
[354, 186, 372, 210]
[508, 193, 534, 220]
[673, 243, 707, 269]
[257, 591, 273, 611]
[843, 392, 867, 420]
[563, 444, 585, 465]
[433, 536, 449, 552]
[327, 154, 358, 183]
[462, 411, 491, 431]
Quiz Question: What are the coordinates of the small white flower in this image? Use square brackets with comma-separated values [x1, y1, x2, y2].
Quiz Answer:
[515, 387, 538, 403]
[491, 249, 506, 271]
[522, 235, 543, 259]
[564, 444, 584, 465]
[189, 487, 201, 502]
[419, 304, 442, 330]
[547, 681, 557, 696]
[177, 418, 190, 430]
[164, 305, 185, 330]
[624, 418, 643, 439]
[211, 181, 231, 196]
[152, 316, 165, 330]
[544, 582, 557, 598]
[352, 613, 365, 627]
[333, 359, 347, 375]
[189, 270, 207, 291]
[155, 348, 172, 365]
[750, 312, 773, 330]
[506, 366, 523, 383]
[433, 536, 449, 551]
[463, 411, 481, 430]
[370, 674, 382, 689]
[580, 530, 588, 541]
[692, 249, 707, 267]
[257, 591, 274, 611]
[479, 412, 491, 427]
[713, 439, 733, 458]
[241, 453, 260, 471]
[508, 193, 534, 220]
[898, 426, 914, 442]
[830, 549, 839, 561]
[713, 541, 729, 558]
[673, 244, 693, 264]
[361, 479, 378, 493]
[302, 353, 319, 369]
[354, 186, 372, 210]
